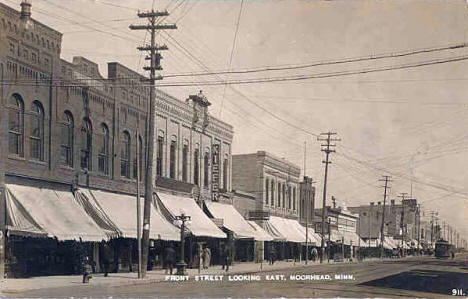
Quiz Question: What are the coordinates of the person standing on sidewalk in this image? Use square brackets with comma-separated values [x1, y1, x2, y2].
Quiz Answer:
[164, 244, 176, 275]
[224, 245, 232, 272]
[269, 245, 276, 265]
[101, 241, 113, 277]
[203, 245, 211, 269]
[82, 256, 93, 283]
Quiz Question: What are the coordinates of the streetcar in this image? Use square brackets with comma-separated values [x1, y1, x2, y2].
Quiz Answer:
[434, 239, 454, 258]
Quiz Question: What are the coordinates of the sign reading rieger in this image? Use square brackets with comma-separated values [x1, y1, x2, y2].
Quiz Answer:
[212, 143, 220, 201]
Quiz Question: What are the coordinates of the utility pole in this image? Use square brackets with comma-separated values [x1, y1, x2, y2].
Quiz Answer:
[317, 132, 340, 263]
[379, 175, 392, 258]
[135, 130, 142, 278]
[130, 9, 176, 278]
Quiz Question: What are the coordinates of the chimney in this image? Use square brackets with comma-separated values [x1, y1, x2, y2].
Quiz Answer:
[391, 199, 395, 205]
[20, 0, 32, 20]
[370, 202, 374, 206]
[378, 202, 381, 205]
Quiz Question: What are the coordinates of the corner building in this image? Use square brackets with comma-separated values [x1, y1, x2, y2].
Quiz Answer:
[0, 1, 233, 278]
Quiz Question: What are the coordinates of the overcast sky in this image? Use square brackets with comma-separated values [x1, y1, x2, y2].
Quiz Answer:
[6, 0, 468, 240]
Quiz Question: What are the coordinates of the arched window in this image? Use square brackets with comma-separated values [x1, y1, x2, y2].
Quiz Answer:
[80, 119, 92, 170]
[169, 137, 177, 179]
[120, 131, 131, 178]
[30, 101, 44, 161]
[265, 178, 269, 204]
[133, 135, 143, 181]
[204, 150, 210, 187]
[282, 184, 286, 208]
[182, 141, 188, 182]
[8, 94, 24, 156]
[194, 147, 199, 186]
[223, 155, 228, 191]
[98, 123, 109, 174]
[156, 133, 164, 177]
[288, 185, 292, 209]
[60, 111, 73, 166]
[277, 182, 281, 207]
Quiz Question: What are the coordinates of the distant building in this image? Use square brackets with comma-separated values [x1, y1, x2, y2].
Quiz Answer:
[299, 176, 315, 227]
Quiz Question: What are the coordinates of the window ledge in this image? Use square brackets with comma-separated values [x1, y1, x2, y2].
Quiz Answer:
[58, 165, 75, 171]
[29, 159, 47, 166]
[8, 155, 26, 162]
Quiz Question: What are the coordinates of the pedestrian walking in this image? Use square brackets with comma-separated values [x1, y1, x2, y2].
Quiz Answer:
[224, 245, 232, 272]
[202, 245, 211, 269]
[220, 244, 226, 270]
[164, 244, 176, 275]
[101, 242, 113, 277]
[269, 245, 276, 265]
[311, 247, 318, 262]
[82, 256, 93, 283]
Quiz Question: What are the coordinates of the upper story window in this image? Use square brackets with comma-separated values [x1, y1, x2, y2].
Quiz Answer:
[30, 101, 44, 161]
[60, 111, 74, 167]
[293, 187, 296, 211]
[182, 143, 188, 182]
[9, 43, 15, 55]
[282, 184, 286, 208]
[120, 131, 131, 178]
[277, 182, 281, 207]
[156, 135, 164, 177]
[8, 94, 24, 156]
[194, 148, 199, 186]
[204, 150, 210, 188]
[270, 180, 274, 206]
[223, 156, 228, 191]
[265, 178, 269, 204]
[169, 139, 177, 179]
[287, 186, 292, 209]
[98, 123, 109, 175]
[80, 119, 92, 170]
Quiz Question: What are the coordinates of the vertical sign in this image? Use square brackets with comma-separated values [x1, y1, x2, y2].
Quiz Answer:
[212, 144, 220, 201]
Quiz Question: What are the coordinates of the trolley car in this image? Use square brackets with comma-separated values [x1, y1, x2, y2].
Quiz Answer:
[434, 239, 454, 258]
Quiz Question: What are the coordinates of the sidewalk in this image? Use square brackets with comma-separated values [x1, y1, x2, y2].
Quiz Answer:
[0, 256, 416, 294]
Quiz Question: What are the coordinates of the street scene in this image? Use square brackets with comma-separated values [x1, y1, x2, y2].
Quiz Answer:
[0, 0, 467, 298]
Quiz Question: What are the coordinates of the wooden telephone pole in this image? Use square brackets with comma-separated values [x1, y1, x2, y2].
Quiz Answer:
[130, 9, 176, 278]
[317, 132, 340, 263]
[379, 175, 392, 258]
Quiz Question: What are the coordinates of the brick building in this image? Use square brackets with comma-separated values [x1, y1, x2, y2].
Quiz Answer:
[0, 1, 232, 277]
[348, 198, 420, 248]
[299, 176, 315, 227]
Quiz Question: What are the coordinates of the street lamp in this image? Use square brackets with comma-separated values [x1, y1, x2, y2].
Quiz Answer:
[174, 213, 191, 275]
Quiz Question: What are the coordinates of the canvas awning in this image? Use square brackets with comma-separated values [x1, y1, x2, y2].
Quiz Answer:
[247, 221, 274, 241]
[263, 219, 286, 241]
[205, 201, 257, 239]
[5, 184, 108, 241]
[267, 216, 305, 243]
[294, 223, 321, 245]
[328, 229, 344, 243]
[340, 231, 365, 246]
[157, 193, 226, 238]
[83, 189, 179, 241]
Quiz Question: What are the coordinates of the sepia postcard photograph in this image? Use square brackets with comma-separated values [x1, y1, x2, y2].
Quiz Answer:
[0, 0, 467, 298]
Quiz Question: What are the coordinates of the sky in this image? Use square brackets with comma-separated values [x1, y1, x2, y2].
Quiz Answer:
[5, 0, 468, 241]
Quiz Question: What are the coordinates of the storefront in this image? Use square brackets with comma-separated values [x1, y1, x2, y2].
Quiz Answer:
[156, 193, 227, 267]
[4, 183, 110, 277]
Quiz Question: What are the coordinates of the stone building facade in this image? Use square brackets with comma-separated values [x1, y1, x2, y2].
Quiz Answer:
[232, 151, 301, 219]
